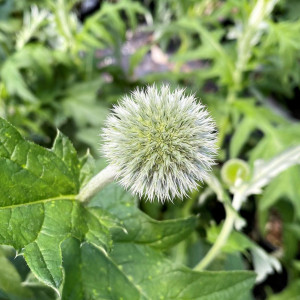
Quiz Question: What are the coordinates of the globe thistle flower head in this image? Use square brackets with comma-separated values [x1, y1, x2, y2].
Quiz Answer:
[102, 85, 217, 202]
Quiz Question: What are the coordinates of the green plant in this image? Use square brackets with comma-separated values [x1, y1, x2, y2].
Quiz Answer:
[0, 116, 257, 299]
[0, 0, 148, 151]
[1, 82, 300, 298]
[1, 0, 300, 298]
[142, 0, 300, 296]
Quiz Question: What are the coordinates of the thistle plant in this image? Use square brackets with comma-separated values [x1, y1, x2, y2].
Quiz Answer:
[79, 85, 217, 202]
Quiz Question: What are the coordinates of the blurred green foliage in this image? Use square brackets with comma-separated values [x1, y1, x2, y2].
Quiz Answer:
[1, 0, 300, 299]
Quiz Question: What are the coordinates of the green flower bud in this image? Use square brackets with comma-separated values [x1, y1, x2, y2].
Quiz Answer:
[221, 159, 250, 187]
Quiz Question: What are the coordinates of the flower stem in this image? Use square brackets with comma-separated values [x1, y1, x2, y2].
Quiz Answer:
[226, 0, 279, 105]
[194, 192, 243, 271]
[194, 206, 236, 271]
[77, 165, 116, 203]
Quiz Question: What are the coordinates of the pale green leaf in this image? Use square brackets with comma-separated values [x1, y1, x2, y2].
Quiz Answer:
[233, 145, 300, 210]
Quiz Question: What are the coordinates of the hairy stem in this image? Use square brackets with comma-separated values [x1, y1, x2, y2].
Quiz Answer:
[227, 0, 279, 104]
[77, 165, 116, 203]
[194, 192, 242, 271]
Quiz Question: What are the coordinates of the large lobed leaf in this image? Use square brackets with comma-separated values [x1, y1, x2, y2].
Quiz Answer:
[62, 184, 255, 300]
[0, 118, 114, 292]
[62, 238, 255, 300]
[0, 118, 256, 299]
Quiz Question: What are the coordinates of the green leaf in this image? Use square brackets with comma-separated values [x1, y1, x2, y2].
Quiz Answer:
[230, 118, 256, 158]
[262, 20, 300, 83]
[62, 238, 255, 300]
[90, 183, 197, 249]
[207, 226, 253, 254]
[232, 99, 288, 135]
[168, 17, 235, 86]
[259, 166, 300, 215]
[0, 118, 78, 204]
[249, 125, 300, 218]
[111, 243, 255, 299]
[234, 144, 300, 208]
[52, 130, 80, 187]
[75, 0, 149, 51]
[0, 118, 113, 292]
[60, 79, 108, 127]
[0, 248, 33, 300]
[207, 225, 281, 282]
[16, 6, 49, 50]
[78, 149, 95, 188]
[1, 59, 37, 102]
[21, 200, 86, 291]
[0, 46, 54, 103]
[269, 280, 300, 300]
[129, 45, 150, 76]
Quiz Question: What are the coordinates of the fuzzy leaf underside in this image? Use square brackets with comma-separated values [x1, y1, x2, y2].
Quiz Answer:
[0, 118, 112, 291]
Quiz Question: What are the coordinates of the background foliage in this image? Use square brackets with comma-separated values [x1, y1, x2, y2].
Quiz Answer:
[1, 0, 300, 299]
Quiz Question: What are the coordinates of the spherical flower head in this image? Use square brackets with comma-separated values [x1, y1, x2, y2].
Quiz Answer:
[102, 85, 217, 202]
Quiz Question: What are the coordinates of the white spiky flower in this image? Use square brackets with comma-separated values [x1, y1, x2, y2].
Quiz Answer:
[102, 85, 217, 202]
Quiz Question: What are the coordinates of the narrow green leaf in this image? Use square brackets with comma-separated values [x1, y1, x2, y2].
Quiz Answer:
[129, 45, 150, 76]
[245, 145, 300, 197]
[230, 118, 255, 158]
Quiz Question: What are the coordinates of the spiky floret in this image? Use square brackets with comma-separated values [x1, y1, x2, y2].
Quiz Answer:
[102, 85, 217, 202]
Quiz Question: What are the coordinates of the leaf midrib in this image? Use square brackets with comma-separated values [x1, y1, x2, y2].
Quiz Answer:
[0, 194, 77, 210]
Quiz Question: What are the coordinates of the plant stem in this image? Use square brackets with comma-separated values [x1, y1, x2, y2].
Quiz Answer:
[77, 165, 116, 203]
[226, 0, 279, 104]
[56, 0, 73, 47]
[194, 206, 236, 271]
[194, 192, 243, 271]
